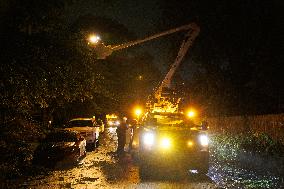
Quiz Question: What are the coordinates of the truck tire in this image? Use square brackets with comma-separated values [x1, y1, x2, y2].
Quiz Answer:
[197, 152, 209, 174]
[139, 162, 152, 180]
[198, 161, 209, 174]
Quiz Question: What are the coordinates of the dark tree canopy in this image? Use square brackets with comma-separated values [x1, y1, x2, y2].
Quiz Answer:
[1, 0, 282, 126]
[0, 1, 161, 124]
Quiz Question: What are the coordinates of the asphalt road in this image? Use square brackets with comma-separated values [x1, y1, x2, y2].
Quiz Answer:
[20, 127, 218, 189]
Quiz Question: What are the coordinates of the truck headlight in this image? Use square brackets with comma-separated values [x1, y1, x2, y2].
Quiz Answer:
[143, 132, 155, 146]
[199, 135, 209, 146]
[187, 140, 194, 147]
[160, 138, 171, 149]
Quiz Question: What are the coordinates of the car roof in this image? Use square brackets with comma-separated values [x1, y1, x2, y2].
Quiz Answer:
[69, 118, 93, 121]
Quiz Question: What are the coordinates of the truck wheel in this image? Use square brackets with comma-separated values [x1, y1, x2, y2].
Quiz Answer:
[197, 152, 209, 174]
[139, 162, 152, 180]
[198, 161, 209, 174]
[130, 151, 140, 164]
[87, 142, 97, 151]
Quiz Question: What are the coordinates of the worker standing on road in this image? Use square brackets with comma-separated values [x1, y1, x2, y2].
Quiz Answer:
[116, 116, 128, 155]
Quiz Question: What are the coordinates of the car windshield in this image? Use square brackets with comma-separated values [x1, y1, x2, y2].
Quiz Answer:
[68, 120, 94, 127]
[44, 131, 78, 142]
[145, 113, 194, 127]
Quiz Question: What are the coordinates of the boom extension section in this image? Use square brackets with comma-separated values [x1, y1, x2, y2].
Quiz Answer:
[147, 23, 200, 113]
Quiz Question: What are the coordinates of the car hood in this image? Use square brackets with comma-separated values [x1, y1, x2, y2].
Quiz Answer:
[64, 127, 96, 131]
[41, 142, 76, 149]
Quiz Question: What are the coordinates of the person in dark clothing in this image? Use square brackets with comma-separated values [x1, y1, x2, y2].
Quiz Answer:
[201, 121, 208, 130]
[116, 117, 128, 155]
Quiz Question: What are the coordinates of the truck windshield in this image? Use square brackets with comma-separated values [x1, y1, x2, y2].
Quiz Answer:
[145, 113, 194, 127]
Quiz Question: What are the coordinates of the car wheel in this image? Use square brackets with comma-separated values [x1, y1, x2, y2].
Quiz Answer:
[93, 141, 97, 149]
[82, 148, 87, 158]
[87, 141, 96, 151]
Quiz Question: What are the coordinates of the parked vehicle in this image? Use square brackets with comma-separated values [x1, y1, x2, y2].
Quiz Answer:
[33, 130, 86, 168]
[106, 114, 120, 127]
[64, 118, 100, 149]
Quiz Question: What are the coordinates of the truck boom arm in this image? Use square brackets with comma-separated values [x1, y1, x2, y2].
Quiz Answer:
[92, 23, 199, 59]
[111, 23, 197, 51]
[154, 23, 200, 99]
[91, 22, 200, 113]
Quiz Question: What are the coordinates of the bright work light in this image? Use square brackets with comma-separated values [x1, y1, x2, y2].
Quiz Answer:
[88, 34, 101, 44]
[199, 135, 209, 146]
[143, 132, 155, 146]
[160, 137, 171, 149]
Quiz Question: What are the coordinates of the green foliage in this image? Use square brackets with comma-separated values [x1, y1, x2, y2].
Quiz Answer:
[210, 134, 241, 162]
[240, 133, 284, 156]
[211, 132, 284, 162]
[241, 178, 276, 189]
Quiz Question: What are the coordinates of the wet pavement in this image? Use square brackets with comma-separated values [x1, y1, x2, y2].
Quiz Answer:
[13, 127, 218, 189]
[209, 156, 284, 188]
[6, 127, 283, 188]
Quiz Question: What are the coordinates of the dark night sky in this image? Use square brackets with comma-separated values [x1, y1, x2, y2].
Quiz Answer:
[67, 0, 180, 72]
[68, 0, 162, 36]
[67, 0, 283, 73]
[67, 0, 283, 106]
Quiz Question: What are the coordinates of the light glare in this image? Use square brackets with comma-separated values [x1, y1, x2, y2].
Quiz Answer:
[143, 132, 154, 146]
[89, 35, 101, 44]
[187, 141, 193, 147]
[199, 135, 209, 146]
[160, 138, 171, 148]
[135, 108, 142, 116]
[187, 110, 195, 118]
